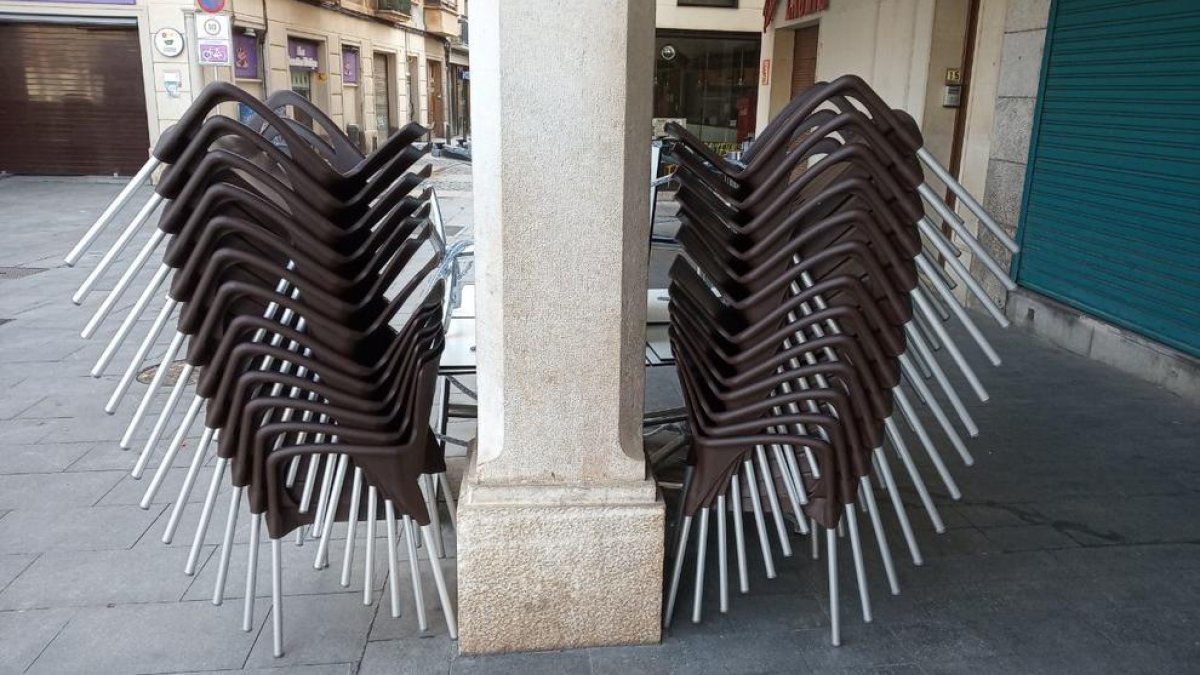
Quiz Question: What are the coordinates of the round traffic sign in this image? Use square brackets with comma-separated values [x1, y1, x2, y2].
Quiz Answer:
[196, 0, 226, 14]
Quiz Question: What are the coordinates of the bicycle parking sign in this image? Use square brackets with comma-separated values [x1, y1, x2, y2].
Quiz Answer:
[198, 39, 231, 65]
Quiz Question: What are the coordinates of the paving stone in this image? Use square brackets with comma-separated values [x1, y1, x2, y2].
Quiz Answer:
[888, 620, 999, 668]
[0, 607, 76, 675]
[358, 638, 453, 675]
[183, 537, 388, 603]
[981, 524, 1080, 552]
[0, 419, 53, 444]
[367, 562, 458, 642]
[0, 442, 96, 474]
[589, 643, 679, 675]
[27, 600, 261, 674]
[175, 665, 356, 675]
[242, 592, 377, 668]
[0, 505, 163, 554]
[793, 624, 911, 671]
[0, 554, 36, 594]
[0, 470, 123, 510]
[452, 648, 592, 675]
[0, 546, 199, 609]
[100, 467, 212, 507]
[67, 441, 152, 472]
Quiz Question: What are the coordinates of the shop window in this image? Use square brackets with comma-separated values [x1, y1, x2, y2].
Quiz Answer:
[287, 37, 322, 128]
[653, 30, 760, 152]
[232, 31, 263, 81]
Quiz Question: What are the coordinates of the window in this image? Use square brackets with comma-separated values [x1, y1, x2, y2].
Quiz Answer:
[232, 32, 262, 81]
[654, 30, 760, 150]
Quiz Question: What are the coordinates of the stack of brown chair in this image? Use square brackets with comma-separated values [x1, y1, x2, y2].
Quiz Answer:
[62, 82, 461, 657]
[661, 75, 1019, 646]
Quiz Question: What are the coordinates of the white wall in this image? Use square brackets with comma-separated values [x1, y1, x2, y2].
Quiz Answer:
[655, 0, 764, 33]
[756, 0, 940, 134]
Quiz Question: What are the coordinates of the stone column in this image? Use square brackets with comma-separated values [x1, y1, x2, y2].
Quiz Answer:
[456, 0, 665, 655]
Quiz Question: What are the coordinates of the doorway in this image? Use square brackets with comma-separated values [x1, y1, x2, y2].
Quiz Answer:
[427, 59, 445, 139]
[407, 55, 420, 123]
[0, 22, 149, 175]
[373, 53, 395, 140]
[789, 24, 819, 98]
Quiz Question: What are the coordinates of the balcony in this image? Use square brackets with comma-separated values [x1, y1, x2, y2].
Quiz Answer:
[423, 1, 461, 38]
[376, 0, 412, 18]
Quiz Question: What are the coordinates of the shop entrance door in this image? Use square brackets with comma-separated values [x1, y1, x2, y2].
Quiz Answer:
[790, 24, 819, 98]
[0, 22, 149, 175]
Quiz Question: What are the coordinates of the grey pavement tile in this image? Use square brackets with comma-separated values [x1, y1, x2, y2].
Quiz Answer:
[0, 442, 96, 474]
[368, 563, 457, 642]
[0, 546, 199, 610]
[887, 620, 999, 668]
[920, 656, 1028, 675]
[66, 441, 149, 472]
[39, 408, 145, 444]
[1092, 567, 1200, 608]
[793, 624, 911, 671]
[0, 470, 123, 510]
[173, 666, 356, 675]
[663, 591, 829, 639]
[183, 537, 387, 602]
[243, 592, 377, 668]
[0, 393, 45, 420]
[980, 524, 1080, 552]
[912, 528, 999, 559]
[955, 503, 1030, 528]
[0, 607, 76, 675]
[100, 467, 212, 507]
[26, 600, 262, 675]
[1007, 642, 1183, 675]
[452, 648, 592, 675]
[1044, 542, 1200, 575]
[1094, 600, 1200, 642]
[358, 638, 453, 675]
[0, 504, 163, 554]
[589, 643, 679, 675]
[661, 629, 814, 674]
[0, 418, 54, 445]
[0, 554, 37, 593]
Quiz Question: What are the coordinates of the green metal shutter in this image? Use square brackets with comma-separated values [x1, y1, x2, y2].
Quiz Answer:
[1014, 0, 1200, 357]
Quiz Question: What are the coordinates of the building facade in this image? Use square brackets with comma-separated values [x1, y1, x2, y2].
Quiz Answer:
[0, 0, 467, 175]
[748, 0, 1199, 396]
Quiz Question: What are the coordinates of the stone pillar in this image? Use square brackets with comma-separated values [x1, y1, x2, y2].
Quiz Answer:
[456, 0, 665, 655]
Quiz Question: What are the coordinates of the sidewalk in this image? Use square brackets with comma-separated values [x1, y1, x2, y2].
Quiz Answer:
[1, 175, 1198, 674]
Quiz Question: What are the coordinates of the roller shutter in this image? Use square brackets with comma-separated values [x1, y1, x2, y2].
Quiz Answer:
[0, 22, 150, 175]
[1015, 0, 1200, 356]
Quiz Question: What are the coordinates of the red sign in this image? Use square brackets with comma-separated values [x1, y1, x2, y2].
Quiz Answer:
[760, 59, 771, 86]
[763, 0, 780, 30]
[785, 0, 829, 21]
[196, 0, 225, 14]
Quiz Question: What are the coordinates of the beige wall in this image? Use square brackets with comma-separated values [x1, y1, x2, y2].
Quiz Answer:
[246, 0, 430, 148]
[655, 0, 764, 32]
[756, 0, 940, 134]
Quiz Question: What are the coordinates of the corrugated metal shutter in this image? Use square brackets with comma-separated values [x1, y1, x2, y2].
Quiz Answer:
[1015, 0, 1200, 357]
[790, 25, 819, 98]
[0, 22, 150, 176]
